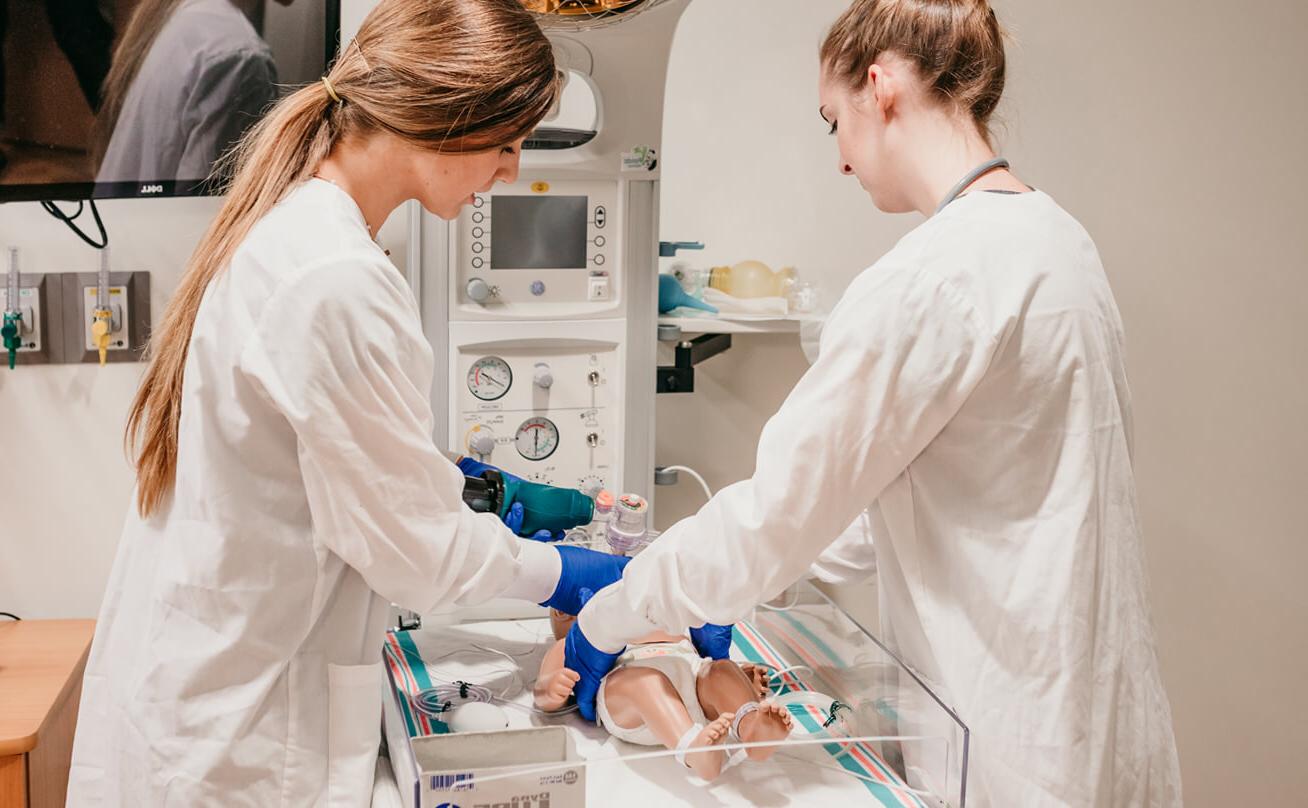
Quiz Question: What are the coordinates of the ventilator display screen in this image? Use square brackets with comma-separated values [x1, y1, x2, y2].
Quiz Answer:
[491, 196, 589, 269]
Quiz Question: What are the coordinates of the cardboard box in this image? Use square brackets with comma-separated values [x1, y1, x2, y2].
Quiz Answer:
[393, 725, 585, 808]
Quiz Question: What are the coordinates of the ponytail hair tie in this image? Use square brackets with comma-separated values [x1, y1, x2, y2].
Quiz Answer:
[321, 76, 342, 105]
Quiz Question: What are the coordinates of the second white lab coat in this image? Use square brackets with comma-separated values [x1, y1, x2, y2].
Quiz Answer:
[581, 190, 1183, 806]
[66, 179, 560, 807]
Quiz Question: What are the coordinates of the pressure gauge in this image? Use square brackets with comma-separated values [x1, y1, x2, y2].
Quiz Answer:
[467, 356, 512, 401]
[515, 417, 559, 461]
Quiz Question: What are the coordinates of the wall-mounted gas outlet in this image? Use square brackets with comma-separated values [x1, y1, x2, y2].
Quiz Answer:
[59, 272, 150, 363]
[1, 272, 60, 365]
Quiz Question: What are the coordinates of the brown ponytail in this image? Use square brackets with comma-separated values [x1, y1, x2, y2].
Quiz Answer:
[126, 0, 560, 517]
[821, 0, 1007, 140]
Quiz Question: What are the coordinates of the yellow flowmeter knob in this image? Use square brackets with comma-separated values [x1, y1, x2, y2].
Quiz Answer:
[92, 309, 112, 365]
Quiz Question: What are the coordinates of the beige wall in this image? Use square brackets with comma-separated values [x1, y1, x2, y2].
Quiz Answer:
[1, 0, 1304, 804]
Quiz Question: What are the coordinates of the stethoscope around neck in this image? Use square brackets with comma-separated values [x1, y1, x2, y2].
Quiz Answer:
[935, 156, 1011, 215]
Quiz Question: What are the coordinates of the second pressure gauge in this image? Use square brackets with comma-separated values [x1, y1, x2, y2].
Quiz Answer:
[515, 417, 559, 461]
[467, 356, 512, 401]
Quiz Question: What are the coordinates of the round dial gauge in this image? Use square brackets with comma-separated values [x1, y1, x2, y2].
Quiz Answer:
[467, 356, 512, 401]
[515, 417, 559, 461]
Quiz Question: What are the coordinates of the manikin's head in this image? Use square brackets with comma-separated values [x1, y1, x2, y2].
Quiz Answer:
[818, 0, 1008, 213]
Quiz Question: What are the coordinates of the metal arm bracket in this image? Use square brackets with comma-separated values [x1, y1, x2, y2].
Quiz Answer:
[656, 331, 732, 394]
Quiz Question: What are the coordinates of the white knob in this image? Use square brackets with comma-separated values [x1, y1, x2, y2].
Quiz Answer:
[469, 432, 496, 456]
[466, 278, 491, 303]
[533, 362, 554, 389]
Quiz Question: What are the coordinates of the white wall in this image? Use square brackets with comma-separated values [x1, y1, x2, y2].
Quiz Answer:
[0, 197, 218, 616]
[1, 1, 1304, 805]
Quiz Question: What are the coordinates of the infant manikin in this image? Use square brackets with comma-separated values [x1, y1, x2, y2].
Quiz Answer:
[535, 610, 793, 780]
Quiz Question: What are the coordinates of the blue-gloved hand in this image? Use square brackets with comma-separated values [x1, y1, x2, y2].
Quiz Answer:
[541, 545, 629, 615]
[689, 623, 734, 661]
[563, 588, 622, 722]
[456, 457, 500, 480]
[503, 502, 565, 543]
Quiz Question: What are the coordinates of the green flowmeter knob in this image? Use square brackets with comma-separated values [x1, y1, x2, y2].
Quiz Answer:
[2, 312, 20, 370]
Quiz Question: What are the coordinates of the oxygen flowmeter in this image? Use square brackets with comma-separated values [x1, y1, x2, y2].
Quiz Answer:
[2, 249, 21, 369]
[91, 250, 115, 366]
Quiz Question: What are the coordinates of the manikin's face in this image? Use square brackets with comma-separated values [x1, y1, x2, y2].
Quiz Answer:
[406, 138, 526, 220]
[818, 66, 916, 214]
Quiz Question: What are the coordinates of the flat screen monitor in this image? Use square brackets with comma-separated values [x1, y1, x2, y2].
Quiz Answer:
[490, 195, 589, 270]
[0, 0, 340, 202]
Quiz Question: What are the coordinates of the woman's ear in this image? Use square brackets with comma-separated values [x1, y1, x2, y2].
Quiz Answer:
[866, 62, 895, 123]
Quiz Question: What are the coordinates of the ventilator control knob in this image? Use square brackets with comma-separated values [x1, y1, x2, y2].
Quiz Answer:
[533, 362, 554, 389]
[466, 278, 492, 303]
[469, 431, 496, 457]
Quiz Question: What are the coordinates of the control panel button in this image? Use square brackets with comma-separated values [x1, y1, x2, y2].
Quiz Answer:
[592, 254, 605, 266]
[594, 206, 607, 229]
[531, 280, 546, 296]
[466, 278, 492, 303]
[473, 196, 485, 208]
[594, 235, 606, 247]
[472, 226, 484, 238]
[472, 211, 485, 223]
[471, 256, 484, 269]
[471, 242, 484, 254]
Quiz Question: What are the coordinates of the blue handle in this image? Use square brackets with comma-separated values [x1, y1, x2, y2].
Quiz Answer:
[658, 241, 705, 258]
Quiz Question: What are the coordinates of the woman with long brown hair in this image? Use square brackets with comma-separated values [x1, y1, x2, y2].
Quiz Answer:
[67, 2, 630, 804]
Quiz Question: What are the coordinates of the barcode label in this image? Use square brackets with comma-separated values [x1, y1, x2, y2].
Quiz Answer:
[430, 772, 475, 791]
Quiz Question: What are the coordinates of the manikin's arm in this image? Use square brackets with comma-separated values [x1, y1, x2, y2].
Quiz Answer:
[534, 638, 578, 712]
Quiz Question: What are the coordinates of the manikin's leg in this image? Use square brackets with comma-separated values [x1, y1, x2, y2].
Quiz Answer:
[695, 660, 793, 761]
[603, 666, 734, 779]
[549, 608, 575, 641]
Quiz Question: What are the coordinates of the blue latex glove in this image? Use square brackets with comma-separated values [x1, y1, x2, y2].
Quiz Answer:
[456, 457, 499, 479]
[541, 545, 629, 615]
[458, 458, 562, 542]
[563, 588, 622, 722]
[689, 623, 734, 661]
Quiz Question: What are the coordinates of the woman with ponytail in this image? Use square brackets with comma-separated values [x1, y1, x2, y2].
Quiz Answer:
[566, 1, 1183, 805]
[67, 2, 631, 804]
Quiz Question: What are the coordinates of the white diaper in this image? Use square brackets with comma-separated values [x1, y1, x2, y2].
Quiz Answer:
[595, 639, 709, 747]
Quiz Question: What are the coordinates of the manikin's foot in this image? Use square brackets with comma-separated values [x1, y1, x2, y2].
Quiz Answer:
[682, 712, 734, 779]
[738, 663, 771, 699]
[536, 667, 580, 711]
[737, 701, 792, 761]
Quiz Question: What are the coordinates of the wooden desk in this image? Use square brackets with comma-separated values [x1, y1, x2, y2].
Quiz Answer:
[0, 620, 95, 808]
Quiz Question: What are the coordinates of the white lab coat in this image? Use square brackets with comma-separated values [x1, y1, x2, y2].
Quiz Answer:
[581, 190, 1183, 806]
[67, 179, 560, 807]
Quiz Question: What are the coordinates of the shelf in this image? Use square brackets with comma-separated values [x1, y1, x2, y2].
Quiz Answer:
[657, 313, 821, 336]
